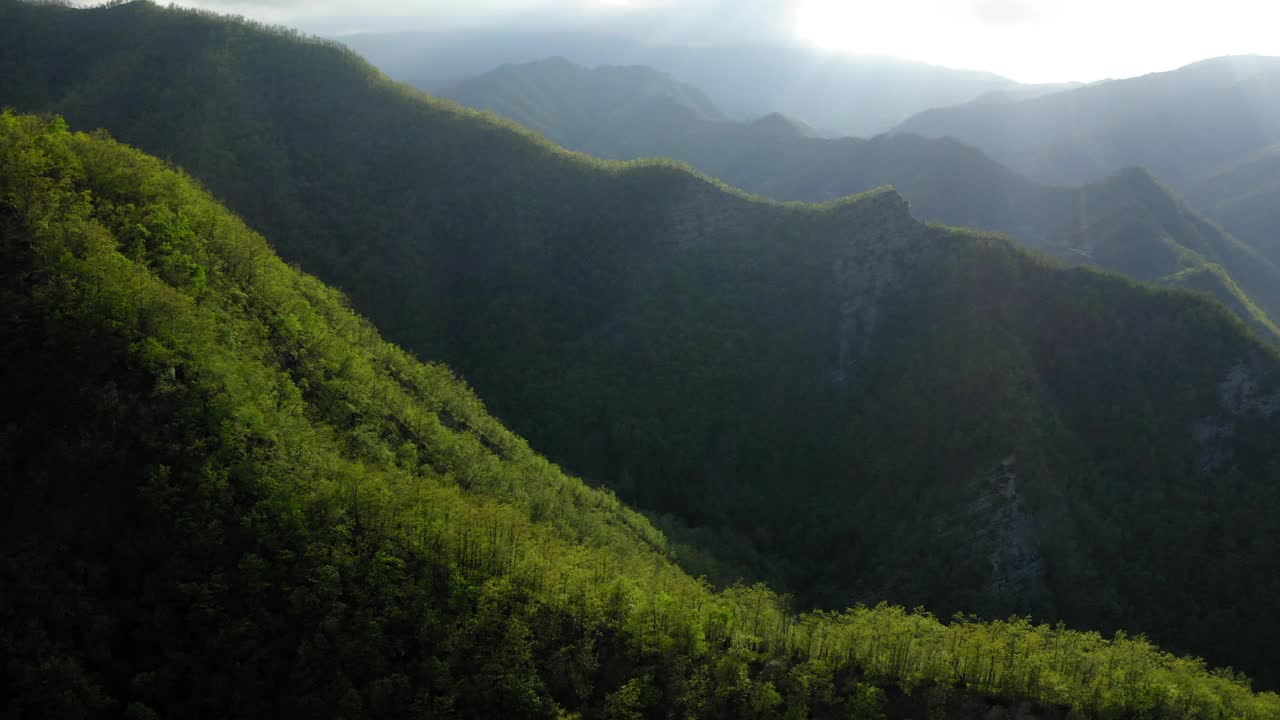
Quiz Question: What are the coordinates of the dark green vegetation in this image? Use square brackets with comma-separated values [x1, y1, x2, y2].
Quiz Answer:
[12, 110, 1280, 719]
[7, 0, 1280, 696]
[341, 29, 1024, 137]
[444, 58, 1280, 342]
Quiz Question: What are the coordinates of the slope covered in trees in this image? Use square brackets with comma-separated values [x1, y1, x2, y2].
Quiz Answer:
[12, 109, 1280, 718]
[6, 0, 1280, 691]
[442, 58, 1280, 342]
[1187, 145, 1280, 264]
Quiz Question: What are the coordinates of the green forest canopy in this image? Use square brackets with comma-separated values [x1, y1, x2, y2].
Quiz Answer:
[5, 0, 1280, 696]
[4, 108, 1280, 718]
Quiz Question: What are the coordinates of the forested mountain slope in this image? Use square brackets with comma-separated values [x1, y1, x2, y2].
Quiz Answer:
[1187, 145, 1280, 263]
[445, 58, 1280, 342]
[12, 109, 1280, 719]
[894, 55, 1280, 191]
[6, 0, 1280, 691]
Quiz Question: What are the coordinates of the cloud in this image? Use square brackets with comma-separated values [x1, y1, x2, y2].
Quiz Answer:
[79, 0, 1280, 81]
[968, 0, 1044, 25]
[127, 0, 798, 39]
[590, 0, 798, 43]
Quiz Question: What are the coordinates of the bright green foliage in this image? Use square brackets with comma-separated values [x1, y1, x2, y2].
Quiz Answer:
[4, 111, 1280, 718]
[6, 0, 1280, 694]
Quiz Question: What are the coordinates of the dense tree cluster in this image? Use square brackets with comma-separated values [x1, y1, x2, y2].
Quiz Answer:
[5, 0, 1280, 694]
[4, 109, 1280, 718]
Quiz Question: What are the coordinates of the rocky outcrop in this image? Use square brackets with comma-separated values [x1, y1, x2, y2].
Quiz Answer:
[958, 455, 1049, 609]
[1220, 362, 1280, 418]
[662, 175, 772, 250]
[663, 183, 937, 383]
[1188, 416, 1236, 473]
[1189, 361, 1280, 472]
[825, 191, 935, 381]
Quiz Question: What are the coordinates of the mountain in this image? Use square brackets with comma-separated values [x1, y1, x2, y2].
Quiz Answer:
[339, 29, 1026, 136]
[442, 56, 726, 148]
[446, 58, 1280, 343]
[964, 82, 1085, 105]
[7, 0, 1280, 690]
[7, 108, 1280, 718]
[894, 56, 1280, 190]
[1030, 168, 1280, 344]
[1188, 144, 1280, 263]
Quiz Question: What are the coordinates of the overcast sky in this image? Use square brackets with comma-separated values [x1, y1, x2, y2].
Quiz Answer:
[151, 0, 1280, 83]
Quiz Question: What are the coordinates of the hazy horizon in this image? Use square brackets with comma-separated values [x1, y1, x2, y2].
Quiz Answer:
[91, 0, 1280, 83]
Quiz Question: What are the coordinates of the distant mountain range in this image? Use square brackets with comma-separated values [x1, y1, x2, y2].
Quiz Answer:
[1188, 144, 1280, 261]
[893, 56, 1280, 255]
[339, 29, 1036, 136]
[349, 37, 1280, 266]
[895, 55, 1280, 188]
[443, 58, 1280, 343]
[443, 56, 731, 148]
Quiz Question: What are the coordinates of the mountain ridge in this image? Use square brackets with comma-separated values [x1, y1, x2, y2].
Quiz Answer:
[339, 28, 1026, 136]
[1188, 144, 1280, 262]
[443, 56, 727, 146]
[7, 0, 1280, 690]
[442, 57, 1280, 343]
[7, 106, 1280, 718]
[893, 54, 1280, 190]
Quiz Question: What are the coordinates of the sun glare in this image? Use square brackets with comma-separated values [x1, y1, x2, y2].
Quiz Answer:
[793, 0, 1280, 83]
[792, 1, 1038, 74]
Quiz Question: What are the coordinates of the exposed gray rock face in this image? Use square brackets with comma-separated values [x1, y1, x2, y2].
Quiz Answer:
[956, 455, 1049, 610]
[825, 191, 934, 381]
[1220, 362, 1280, 418]
[663, 183, 937, 384]
[915, 454, 1049, 614]
[1188, 416, 1236, 473]
[1190, 361, 1280, 472]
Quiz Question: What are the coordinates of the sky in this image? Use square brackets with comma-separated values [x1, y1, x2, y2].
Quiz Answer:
[143, 0, 1280, 83]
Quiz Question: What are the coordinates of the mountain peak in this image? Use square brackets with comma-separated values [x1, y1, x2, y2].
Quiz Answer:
[747, 111, 814, 137]
[894, 53, 1280, 189]
[442, 54, 726, 144]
